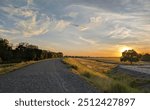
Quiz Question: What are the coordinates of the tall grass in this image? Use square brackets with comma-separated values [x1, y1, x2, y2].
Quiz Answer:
[63, 58, 139, 93]
[0, 61, 36, 74]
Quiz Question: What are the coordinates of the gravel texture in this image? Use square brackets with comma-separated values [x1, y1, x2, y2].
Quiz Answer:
[118, 64, 150, 79]
[0, 59, 98, 93]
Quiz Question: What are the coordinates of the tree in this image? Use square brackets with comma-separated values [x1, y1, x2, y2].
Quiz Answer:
[0, 57, 2, 64]
[0, 37, 64, 63]
[0, 38, 13, 62]
[120, 49, 139, 64]
[15, 42, 29, 61]
[57, 52, 63, 58]
[15, 43, 39, 61]
[141, 53, 150, 61]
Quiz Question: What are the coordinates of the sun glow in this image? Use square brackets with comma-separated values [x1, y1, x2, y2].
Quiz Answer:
[120, 46, 132, 53]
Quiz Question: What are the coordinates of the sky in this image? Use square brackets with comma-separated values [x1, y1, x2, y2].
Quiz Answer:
[0, 0, 150, 57]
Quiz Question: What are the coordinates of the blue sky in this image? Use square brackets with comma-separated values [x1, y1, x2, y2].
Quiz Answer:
[0, 0, 150, 56]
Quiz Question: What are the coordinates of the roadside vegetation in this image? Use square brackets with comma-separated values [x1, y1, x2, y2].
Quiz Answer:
[0, 61, 37, 74]
[0, 38, 63, 64]
[63, 58, 150, 93]
[0, 37, 63, 74]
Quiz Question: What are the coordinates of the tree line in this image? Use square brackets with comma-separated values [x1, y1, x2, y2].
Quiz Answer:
[0, 38, 63, 64]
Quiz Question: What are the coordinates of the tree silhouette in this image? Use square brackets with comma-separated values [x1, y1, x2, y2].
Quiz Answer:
[120, 49, 139, 64]
[141, 53, 150, 61]
[0, 38, 13, 62]
[0, 38, 63, 64]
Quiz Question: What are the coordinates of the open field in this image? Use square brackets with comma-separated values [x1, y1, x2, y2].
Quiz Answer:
[63, 58, 150, 93]
[87, 57, 150, 65]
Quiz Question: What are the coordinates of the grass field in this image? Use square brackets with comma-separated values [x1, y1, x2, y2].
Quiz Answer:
[0, 59, 58, 75]
[63, 58, 150, 93]
[0, 61, 36, 75]
[87, 57, 150, 65]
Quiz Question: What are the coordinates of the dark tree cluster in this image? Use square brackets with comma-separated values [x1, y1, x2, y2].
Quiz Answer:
[120, 49, 150, 64]
[120, 49, 139, 64]
[141, 53, 150, 62]
[0, 38, 63, 64]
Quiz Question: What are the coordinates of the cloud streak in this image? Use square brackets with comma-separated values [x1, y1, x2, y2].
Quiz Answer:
[0, 0, 52, 37]
[55, 20, 70, 31]
[0, 0, 149, 56]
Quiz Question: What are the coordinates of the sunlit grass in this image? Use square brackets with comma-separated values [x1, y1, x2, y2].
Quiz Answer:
[87, 57, 150, 65]
[0, 61, 36, 75]
[63, 58, 140, 92]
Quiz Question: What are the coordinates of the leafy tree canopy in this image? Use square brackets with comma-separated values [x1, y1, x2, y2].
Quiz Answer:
[120, 49, 140, 64]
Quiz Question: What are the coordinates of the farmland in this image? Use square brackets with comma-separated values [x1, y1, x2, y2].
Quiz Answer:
[87, 57, 150, 65]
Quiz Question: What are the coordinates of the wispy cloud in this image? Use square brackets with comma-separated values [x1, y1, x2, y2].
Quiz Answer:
[1, 6, 34, 17]
[27, 0, 33, 5]
[90, 16, 102, 23]
[79, 36, 97, 45]
[108, 25, 132, 39]
[68, 12, 78, 18]
[0, 0, 149, 55]
[0, 0, 52, 37]
[55, 20, 70, 31]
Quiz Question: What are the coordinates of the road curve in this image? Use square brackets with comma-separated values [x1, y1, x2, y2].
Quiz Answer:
[0, 59, 98, 93]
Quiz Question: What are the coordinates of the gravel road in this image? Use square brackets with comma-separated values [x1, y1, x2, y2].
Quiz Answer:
[118, 65, 150, 78]
[0, 59, 98, 93]
[119, 65, 150, 75]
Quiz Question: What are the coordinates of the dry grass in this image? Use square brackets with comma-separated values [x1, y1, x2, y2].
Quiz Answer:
[63, 58, 139, 92]
[87, 57, 150, 65]
[0, 61, 36, 75]
[108, 69, 150, 92]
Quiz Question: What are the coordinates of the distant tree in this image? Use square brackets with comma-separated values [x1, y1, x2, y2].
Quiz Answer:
[141, 53, 150, 61]
[138, 53, 142, 60]
[15, 42, 29, 61]
[57, 52, 63, 58]
[0, 57, 2, 64]
[34, 49, 42, 60]
[120, 49, 140, 64]
[26, 44, 39, 61]
[0, 38, 13, 62]
[15, 43, 39, 61]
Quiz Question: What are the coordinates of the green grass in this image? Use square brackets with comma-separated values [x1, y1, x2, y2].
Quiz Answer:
[63, 58, 145, 93]
[0, 61, 37, 75]
[107, 69, 150, 92]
